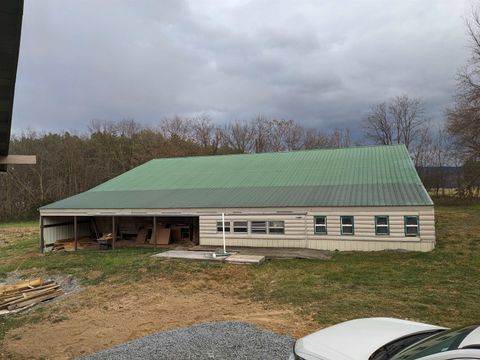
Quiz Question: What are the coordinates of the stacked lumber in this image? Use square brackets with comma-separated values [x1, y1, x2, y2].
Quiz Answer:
[0, 278, 63, 315]
[53, 238, 99, 251]
[98, 233, 112, 241]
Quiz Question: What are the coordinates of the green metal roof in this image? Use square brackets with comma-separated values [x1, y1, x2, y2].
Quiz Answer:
[41, 145, 433, 210]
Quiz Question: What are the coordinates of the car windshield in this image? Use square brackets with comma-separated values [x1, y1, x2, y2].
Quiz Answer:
[390, 326, 477, 360]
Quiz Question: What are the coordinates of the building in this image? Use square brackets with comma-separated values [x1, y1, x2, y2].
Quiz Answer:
[0, 0, 36, 171]
[39, 144, 435, 252]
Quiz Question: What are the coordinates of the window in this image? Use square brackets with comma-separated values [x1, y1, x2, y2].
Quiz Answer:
[370, 331, 444, 360]
[390, 326, 476, 360]
[216, 221, 231, 233]
[251, 221, 267, 234]
[404, 216, 419, 237]
[314, 216, 327, 235]
[375, 216, 390, 235]
[340, 216, 354, 235]
[233, 221, 248, 233]
[268, 221, 285, 234]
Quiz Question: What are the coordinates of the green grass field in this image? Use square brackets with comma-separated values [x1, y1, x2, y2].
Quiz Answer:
[0, 205, 479, 340]
[0, 221, 37, 229]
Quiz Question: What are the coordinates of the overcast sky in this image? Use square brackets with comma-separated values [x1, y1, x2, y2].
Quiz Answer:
[12, 0, 474, 136]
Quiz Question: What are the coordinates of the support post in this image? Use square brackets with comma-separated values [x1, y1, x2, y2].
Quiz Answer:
[153, 216, 157, 249]
[74, 216, 78, 251]
[40, 216, 44, 253]
[112, 216, 116, 250]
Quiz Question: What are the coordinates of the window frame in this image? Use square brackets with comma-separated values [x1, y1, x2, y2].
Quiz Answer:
[233, 221, 248, 233]
[268, 221, 285, 235]
[314, 216, 327, 235]
[216, 221, 231, 233]
[251, 221, 267, 234]
[404, 216, 420, 237]
[375, 215, 390, 236]
[340, 216, 355, 235]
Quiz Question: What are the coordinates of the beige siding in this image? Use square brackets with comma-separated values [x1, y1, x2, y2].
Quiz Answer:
[199, 206, 435, 252]
[200, 214, 308, 248]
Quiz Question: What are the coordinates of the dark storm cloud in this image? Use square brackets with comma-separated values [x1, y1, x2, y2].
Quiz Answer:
[12, 0, 473, 135]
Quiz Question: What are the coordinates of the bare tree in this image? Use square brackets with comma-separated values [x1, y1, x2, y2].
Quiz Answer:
[363, 95, 427, 152]
[159, 116, 193, 141]
[251, 116, 273, 153]
[223, 120, 254, 153]
[446, 7, 480, 196]
[304, 129, 331, 149]
[391, 95, 426, 150]
[329, 128, 352, 148]
[364, 102, 393, 145]
[283, 119, 305, 151]
[191, 116, 215, 148]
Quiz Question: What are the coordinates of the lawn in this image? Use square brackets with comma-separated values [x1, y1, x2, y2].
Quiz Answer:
[250, 205, 480, 327]
[0, 205, 479, 351]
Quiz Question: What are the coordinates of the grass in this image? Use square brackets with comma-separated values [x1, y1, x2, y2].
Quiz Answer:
[249, 205, 480, 327]
[0, 205, 479, 340]
[0, 221, 37, 229]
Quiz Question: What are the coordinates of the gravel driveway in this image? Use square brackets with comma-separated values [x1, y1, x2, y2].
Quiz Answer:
[79, 321, 294, 360]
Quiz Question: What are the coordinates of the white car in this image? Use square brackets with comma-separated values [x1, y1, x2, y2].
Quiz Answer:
[290, 317, 480, 360]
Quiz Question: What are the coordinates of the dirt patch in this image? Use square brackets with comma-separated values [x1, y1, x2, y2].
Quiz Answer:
[0, 226, 37, 247]
[2, 268, 318, 360]
[85, 271, 103, 281]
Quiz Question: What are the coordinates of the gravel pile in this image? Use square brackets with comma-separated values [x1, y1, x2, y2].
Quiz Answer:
[79, 321, 294, 360]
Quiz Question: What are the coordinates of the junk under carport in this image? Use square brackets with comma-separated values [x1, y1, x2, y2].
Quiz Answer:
[41, 216, 200, 252]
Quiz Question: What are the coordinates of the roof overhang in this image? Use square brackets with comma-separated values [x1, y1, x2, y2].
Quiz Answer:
[0, 154, 36, 165]
[0, 0, 29, 172]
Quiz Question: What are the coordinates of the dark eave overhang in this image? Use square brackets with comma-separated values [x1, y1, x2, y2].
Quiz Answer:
[0, 0, 24, 171]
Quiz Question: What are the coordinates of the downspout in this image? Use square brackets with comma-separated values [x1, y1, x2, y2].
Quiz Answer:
[304, 211, 308, 249]
[222, 212, 226, 254]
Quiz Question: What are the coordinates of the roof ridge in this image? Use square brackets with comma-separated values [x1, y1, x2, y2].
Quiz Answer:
[151, 144, 407, 161]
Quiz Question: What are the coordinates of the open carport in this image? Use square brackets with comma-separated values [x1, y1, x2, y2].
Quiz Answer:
[40, 215, 199, 252]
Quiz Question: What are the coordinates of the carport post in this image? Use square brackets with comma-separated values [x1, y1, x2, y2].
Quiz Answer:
[153, 216, 157, 249]
[74, 216, 78, 252]
[112, 216, 116, 250]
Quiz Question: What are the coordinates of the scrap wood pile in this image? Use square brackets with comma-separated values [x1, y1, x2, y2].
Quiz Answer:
[52, 237, 99, 251]
[0, 278, 63, 315]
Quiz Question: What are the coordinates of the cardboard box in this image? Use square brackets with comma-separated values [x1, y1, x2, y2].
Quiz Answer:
[155, 228, 171, 245]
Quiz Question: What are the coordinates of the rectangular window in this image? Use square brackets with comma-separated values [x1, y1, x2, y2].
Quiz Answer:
[216, 221, 231, 233]
[251, 221, 267, 234]
[268, 221, 285, 234]
[404, 216, 419, 236]
[233, 221, 248, 233]
[314, 216, 327, 235]
[375, 216, 390, 235]
[340, 216, 354, 235]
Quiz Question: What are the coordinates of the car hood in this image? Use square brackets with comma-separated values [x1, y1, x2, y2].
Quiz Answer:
[296, 317, 444, 360]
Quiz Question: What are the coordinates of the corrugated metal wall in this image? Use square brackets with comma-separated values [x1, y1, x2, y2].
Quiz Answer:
[43, 217, 90, 248]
